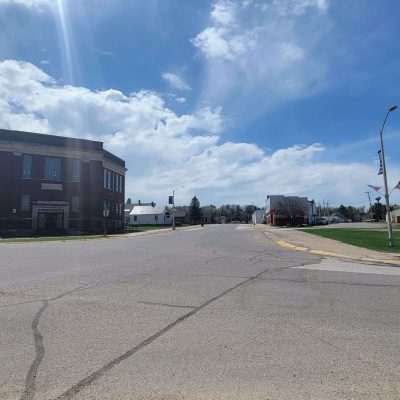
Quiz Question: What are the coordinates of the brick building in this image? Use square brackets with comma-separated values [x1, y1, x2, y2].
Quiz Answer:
[0, 129, 126, 236]
[265, 195, 316, 226]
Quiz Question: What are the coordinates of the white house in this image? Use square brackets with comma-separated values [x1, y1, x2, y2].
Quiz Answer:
[252, 209, 265, 224]
[391, 208, 400, 224]
[129, 204, 171, 225]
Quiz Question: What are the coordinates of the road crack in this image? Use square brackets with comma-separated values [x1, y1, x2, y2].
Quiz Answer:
[50, 262, 298, 400]
[18, 286, 89, 400]
[19, 300, 48, 400]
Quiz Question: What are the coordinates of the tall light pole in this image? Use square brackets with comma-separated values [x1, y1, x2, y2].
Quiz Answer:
[379, 105, 397, 247]
[172, 190, 176, 231]
[365, 191, 373, 218]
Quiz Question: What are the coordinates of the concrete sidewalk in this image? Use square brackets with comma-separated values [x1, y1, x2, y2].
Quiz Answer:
[260, 225, 400, 266]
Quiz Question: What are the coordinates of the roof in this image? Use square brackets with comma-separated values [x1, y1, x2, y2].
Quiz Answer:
[130, 205, 166, 216]
[0, 128, 102, 151]
[103, 149, 125, 167]
[0, 128, 125, 167]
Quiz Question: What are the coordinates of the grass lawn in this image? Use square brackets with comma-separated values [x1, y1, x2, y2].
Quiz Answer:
[301, 228, 400, 253]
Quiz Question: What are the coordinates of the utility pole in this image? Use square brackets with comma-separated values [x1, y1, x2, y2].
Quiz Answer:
[379, 105, 397, 247]
[172, 190, 176, 231]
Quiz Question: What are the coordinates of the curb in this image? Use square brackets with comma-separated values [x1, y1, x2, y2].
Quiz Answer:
[0, 226, 204, 244]
[272, 237, 400, 266]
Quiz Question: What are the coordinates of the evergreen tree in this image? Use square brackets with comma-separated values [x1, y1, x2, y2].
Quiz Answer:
[189, 196, 202, 224]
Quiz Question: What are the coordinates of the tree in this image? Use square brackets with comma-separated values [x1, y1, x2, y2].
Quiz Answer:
[276, 198, 307, 226]
[244, 205, 257, 223]
[371, 198, 385, 221]
[189, 196, 202, 224]
[337, 205, 347, 219]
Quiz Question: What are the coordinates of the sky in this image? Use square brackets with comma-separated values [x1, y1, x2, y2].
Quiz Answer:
[0, 0, 400, 207]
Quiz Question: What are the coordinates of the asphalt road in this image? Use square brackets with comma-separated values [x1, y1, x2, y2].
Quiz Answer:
[1, 225, 399, 400]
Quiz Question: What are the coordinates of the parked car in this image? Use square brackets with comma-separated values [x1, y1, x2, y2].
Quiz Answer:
[315, 216, 329, 225]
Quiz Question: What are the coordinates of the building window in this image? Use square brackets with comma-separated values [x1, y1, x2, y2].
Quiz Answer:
[104, 169, 107, 188]
[71, 196, 80, 213]
[44, 157, 62, 181]
[72, 159, 81, 180]
[107, 170, 111, 190]
[21, 194, 31, 212]
[155, 215, 158, 222]
[133, 215, 137, 222]
[22, 154, 33, 179]
[103, 200, 111, 218]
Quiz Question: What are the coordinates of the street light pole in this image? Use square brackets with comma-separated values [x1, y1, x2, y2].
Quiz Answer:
[365, 191, 373, 218]
[172, 190, 176, 231]
[379, 105, 397, 247]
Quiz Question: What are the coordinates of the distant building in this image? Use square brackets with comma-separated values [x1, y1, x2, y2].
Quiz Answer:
[265, 195, 316, 226]
[252, 209, 265, 224]
[0, 129, 125, 236]
[391, 208, 400, 224]
[129, 203, 171, 225]
[173, 208, 187, 225]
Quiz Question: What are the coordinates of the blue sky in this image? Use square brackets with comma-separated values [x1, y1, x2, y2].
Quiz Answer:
[0, 0, 400, 207]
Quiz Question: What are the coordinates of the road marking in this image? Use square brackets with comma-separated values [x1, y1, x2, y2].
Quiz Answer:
[293, 260, 400, 276]
[273, 237, 400, 266]
[235, 226, 253, 231]
[181, 227, 204, 232]
[276, 240, 308, 252]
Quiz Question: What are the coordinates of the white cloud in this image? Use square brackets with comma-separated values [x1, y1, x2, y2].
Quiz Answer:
[162, 72, 191, 91]
[192, 0, 330, 119]
[0, 0, 51, 8]
[0, 59, 386, 206]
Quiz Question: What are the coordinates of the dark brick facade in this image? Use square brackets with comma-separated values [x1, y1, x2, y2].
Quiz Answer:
[0, 129, 125, 236]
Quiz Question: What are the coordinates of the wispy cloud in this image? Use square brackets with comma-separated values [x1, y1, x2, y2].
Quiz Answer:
[0, 0, 51, 8]
[94, 48, 114, 58]
[162, 72, 192, 91]
[192, 0, 330, 120]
